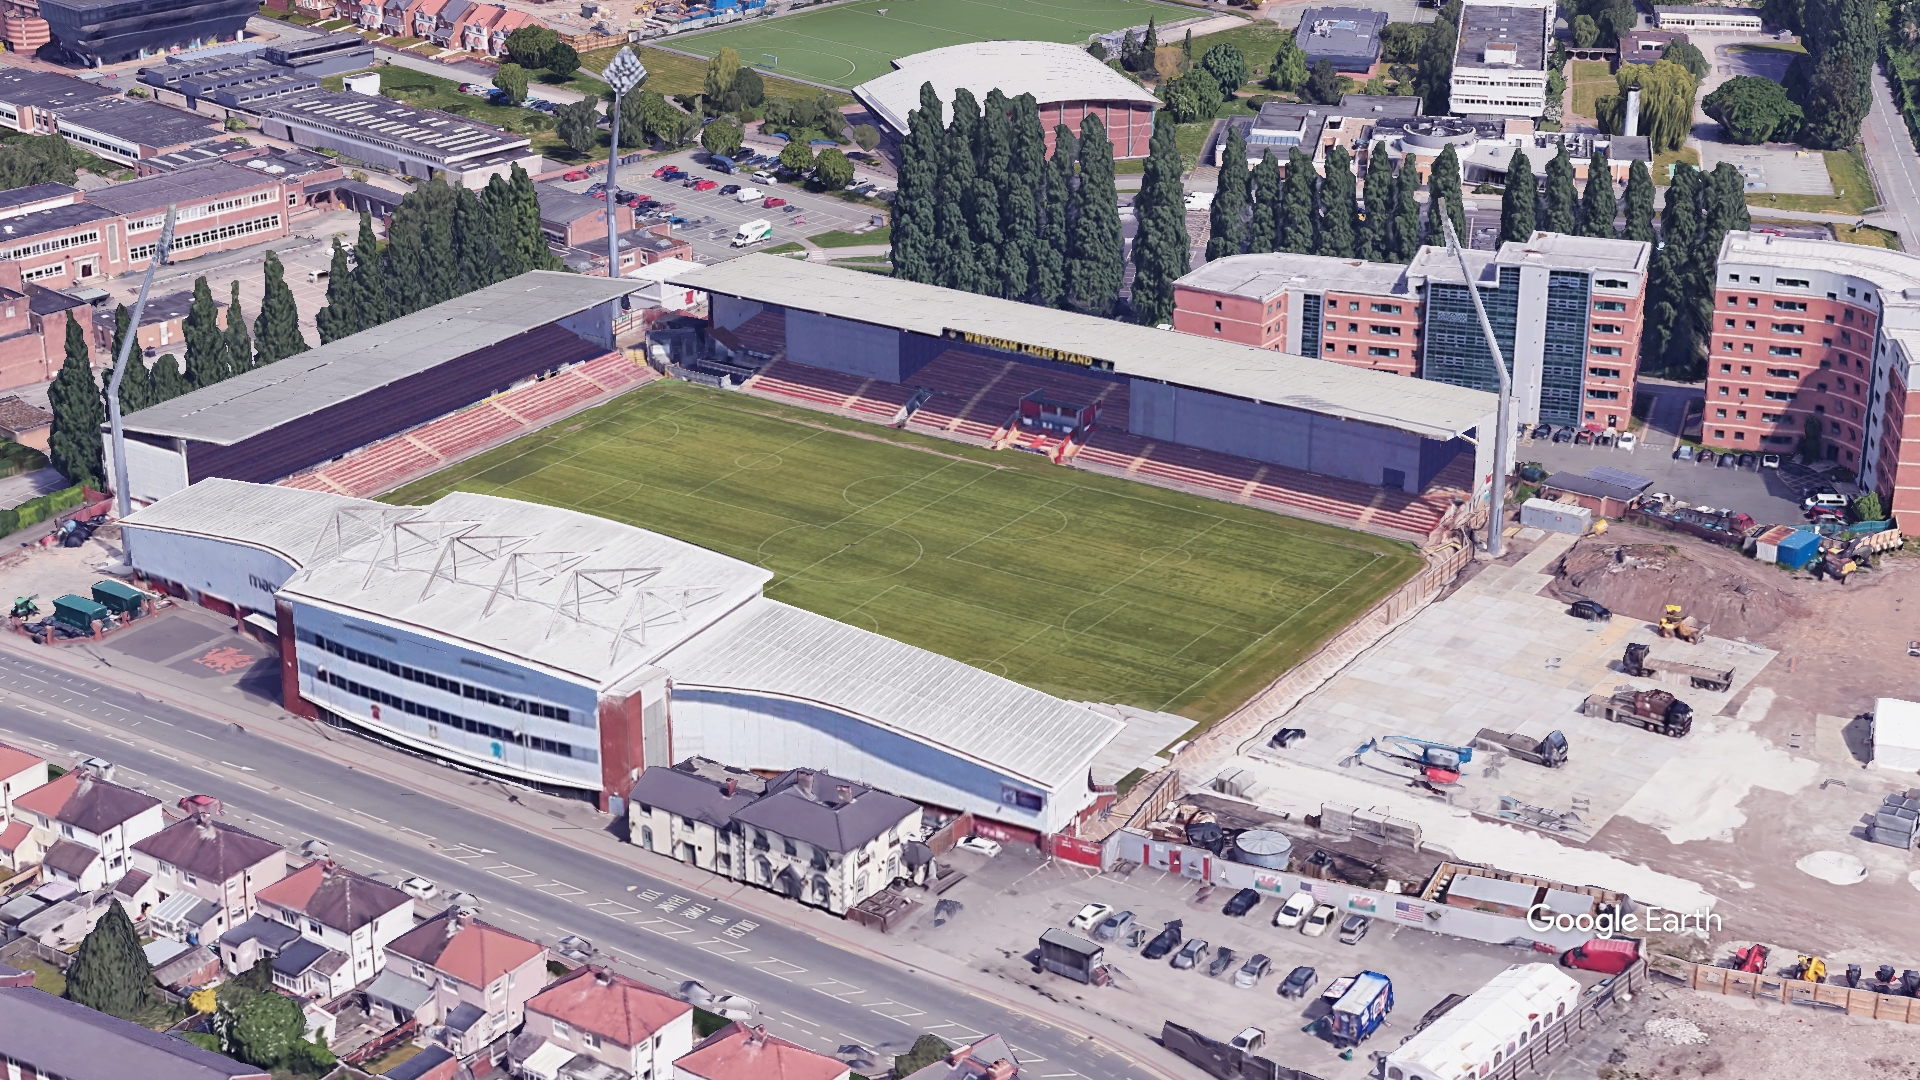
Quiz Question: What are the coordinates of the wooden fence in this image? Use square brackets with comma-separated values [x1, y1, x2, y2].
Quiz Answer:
[1652, 955, 1920, 1023]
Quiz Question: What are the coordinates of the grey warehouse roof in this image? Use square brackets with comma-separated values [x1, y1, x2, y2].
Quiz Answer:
[261, 89, 530, 166]
[670, 255, 1496, 441]
[120, 272, 636, 445]
[122, 478, 389, 569]
[1294, 7, 1389, 68]
[54, 96, 222, 147]
[661, 597, 1124, 793]
[0, 987, 268, 1080]
[87, 161, 282, 215]
[854, 40, 1159, 136]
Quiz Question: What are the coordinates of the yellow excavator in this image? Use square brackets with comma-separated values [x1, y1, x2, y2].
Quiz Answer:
[1791, 955, 1828, 983]
[1657, 604, 1707, 643]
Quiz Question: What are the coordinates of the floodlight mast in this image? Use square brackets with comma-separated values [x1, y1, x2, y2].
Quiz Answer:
[108, 203, 177, 521]
[1440, 215, 1512, 558]
[602, 47, 647, 282]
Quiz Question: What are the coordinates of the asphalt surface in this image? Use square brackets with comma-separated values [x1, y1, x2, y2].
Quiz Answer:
[0, 648, 1157, 1080]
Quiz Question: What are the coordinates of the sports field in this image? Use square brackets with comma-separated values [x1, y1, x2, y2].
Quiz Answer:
[665, 0, 1188, 89]
[385, 382, 1421, 728]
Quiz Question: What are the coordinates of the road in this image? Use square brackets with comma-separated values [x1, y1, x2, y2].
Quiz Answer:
[0, 649, 1159, 1080]
[1862, 67, 1920, 238]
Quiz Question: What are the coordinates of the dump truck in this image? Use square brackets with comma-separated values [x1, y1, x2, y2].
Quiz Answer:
[1656, 604, 1708, 643]
[1583, 688, 1693, 737]
[1622, 643, 1734, 692]
[1472, 728, 1569, 768]
[1319, 970, 1393, 1048]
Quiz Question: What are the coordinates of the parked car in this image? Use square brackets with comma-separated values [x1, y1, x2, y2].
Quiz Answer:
[1141, 925, 1182, 960]
[1761, 453, 1781, 468]
[1697, 449, 1715, 466]
[1616, 431, 1637, 451]
[1273, 892, 1314, 929]
[1805, 492, 1849, 512]
[1568, 598, 1611, 621]
[400, 876, 437, 900]
[1301, 903, 1338, 936]
[460, 83, 489, 95]
[1574, 428, 1594, 445]
[1229, 1027, 1265, 1051]
[1718, 452, 1738, 468]
[764, 196, 788, 208]
[957, 835, 1001, 857]
[1338, 914, 1371, 945]
[564, 169, 589, 181]
[1738, 452, 1757, 469]
[1091, 909, 1135, 942]
[1207, 947, 1238, 978]
[1674, 444, 1695, 461]
[720, 184, 741, 195]
[652, 165, 674, 178]
[693, 179, 718, 191]
[1069, 903, 1112, 931]
[1278, 964, 1319, 998]
[1530, 423, 1551, 439]
[1233, 953, 1273, 989]
[1222, 888, 1260, 917]
[1552, 426, 1574, 443]
[754, 169, 777, 181]
[709, 157, 736, 173]
[736, 187, 764, 202]
[1170, 939, 1210, 970]
[556, 935, 593, 962]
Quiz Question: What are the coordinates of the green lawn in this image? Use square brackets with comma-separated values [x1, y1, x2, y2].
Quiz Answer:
[384, 381, 1423, 726]
[579, 44, 854, 106]
[1833, 222, 1901, 248]
[662, 0, 1191, 89]
[1569, 59, 1611, 119]
[808, 226, 889, 247]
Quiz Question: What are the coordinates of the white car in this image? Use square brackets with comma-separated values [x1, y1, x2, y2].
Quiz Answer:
[1183, 190, 1213, 212]
[957, 835, 1002, 857]
[400, 876, 437, 901]
[735, 187, 764, 202]
[1069, 903, 1113, 931]
[1300, 903, 1338, 937]
[1615, 431, 1636, 451]
[1273, 891, 1314, 929]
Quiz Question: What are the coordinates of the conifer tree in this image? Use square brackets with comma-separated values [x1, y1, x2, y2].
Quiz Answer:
[224, 281, 252, 373]
[315, 238, 358, 344]
[1579, 150, 1618, 238]
[1623, 158, 1656, 243]
[892, 82, 944, 285]
[1316, 145, 1358, 258]
[1036, 123, 1072, 307]
[182, 276, 226, 388]
[65, 902, 149, 1020]
[511, 163, 561, 272]
[1144, 15, 1157, 53]
[1644, 164, 1702, 375]
[1069, 113, 1123, 313]
[1246, 150, 1280, 253]
[47, 315, 104, 489]
[1389, 157, 1421, 262]
[1003, 94, 1046, 300]
[254, 251, 307, 366]
[1542, 141, 1578, 235]
[1423, 144, 1466, 247]
[973, 90, 1011, 296]
[1358, 143, 1392, 261]
[350, 210, 387, 330]
[1207, 125, 1249, 260]
[453, 185, 495, 292]
[1130, 111, 1189, 325]
[1499, 148, 1537, 245]
[107, 304, 148, 415]
[149, 353, 186, 403]
[937, 89, 982, 293]
[483, 172, 524, 281]
[1277, 147, 1315, 254]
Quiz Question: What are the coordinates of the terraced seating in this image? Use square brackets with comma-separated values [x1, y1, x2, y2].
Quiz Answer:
[747, 360, 914, 420]
[415, 403, 521, 459]
[728, 310, 787, 357]
[321, 438, 441, 498]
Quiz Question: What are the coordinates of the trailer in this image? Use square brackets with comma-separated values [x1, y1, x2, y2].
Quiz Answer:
[1621, 643, 1733, 692]
[1472, 729, 1569, 768]
[1582, 688, 1693, 737]
[1628, 503, 1754, 546]
[1038, 928, 1103, 984]
[1320, 970, 1393, 1048]
[1386, 964, 1582, 1080]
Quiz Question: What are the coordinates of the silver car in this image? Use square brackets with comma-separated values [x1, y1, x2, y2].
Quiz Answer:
[1169, 938, 1210, 970]
[1091, 909, 1135, 943]
[1233, 953, 1272, 988]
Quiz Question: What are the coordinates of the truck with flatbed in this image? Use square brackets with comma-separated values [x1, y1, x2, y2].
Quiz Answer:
[1621, 642, 1733, 692]
[1472, 728, 1569, 767]
[1582, 688, 1693, 737]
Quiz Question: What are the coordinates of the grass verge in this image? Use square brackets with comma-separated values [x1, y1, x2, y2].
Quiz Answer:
[807, 226, 889, 247]
[1745, 147, 1877, 215]
[1834, 222, 1902, 248]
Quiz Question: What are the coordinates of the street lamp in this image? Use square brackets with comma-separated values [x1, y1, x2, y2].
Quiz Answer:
[602, 46, 646, 281]
[1440, 215, 1513, 558]
[108, 203, 177, 520]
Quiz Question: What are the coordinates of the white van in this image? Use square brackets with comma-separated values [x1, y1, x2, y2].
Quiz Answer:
[1805, 492, 1849, 512]
[732, 219, 773, 247]
[735, 187, 764, 203]
[307, 267, 330, 283]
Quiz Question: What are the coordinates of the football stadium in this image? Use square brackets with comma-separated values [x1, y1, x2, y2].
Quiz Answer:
[666, 0, 1186, 88]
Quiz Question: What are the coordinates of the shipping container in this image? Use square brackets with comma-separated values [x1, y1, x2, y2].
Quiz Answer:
[1520, 497, 1591, 535]
[1038, 928, 1103, 984]
[1776, 530, 1821, 570]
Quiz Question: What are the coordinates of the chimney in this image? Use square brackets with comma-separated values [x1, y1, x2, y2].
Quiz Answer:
[445, 913, 462, 938]
[593, 968, 613, 986]
[796, 771, 814, 800]
[195, 813, 216, 840]
[723, 778, 737, 798]
[947, 1046, 975, 1067]
[985, 1061, 1017, 1080]
[836, 784, 852, 804]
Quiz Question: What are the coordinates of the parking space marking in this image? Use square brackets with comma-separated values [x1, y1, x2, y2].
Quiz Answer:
[588, 900, 643, 918]
[809, 978, 865, 1001]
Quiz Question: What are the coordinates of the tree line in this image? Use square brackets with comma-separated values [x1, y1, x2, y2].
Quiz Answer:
[1643, 162, 1752, 380]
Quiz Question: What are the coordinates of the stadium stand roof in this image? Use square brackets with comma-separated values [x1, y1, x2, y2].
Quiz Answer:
[119, 272, 636, 445]
[661, 597, 1124, 793]
[277, 491, 773, 687]
[670, 256, 1497, 441]
[120, 478, 386, 569]
[853, 40, 1159, 136]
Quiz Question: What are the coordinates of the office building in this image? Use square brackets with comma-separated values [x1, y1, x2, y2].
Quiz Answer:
[1449, 0, 1556, 118]
[37, 0, 257, 66]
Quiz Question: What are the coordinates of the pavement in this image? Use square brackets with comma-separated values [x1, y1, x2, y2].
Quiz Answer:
[0, 596, 1183, 1080]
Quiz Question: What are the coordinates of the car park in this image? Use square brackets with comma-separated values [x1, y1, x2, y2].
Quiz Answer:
[1568, 598, 1611, 621]
[1069, 903, 1112, 931]
[1170, 939, 1210, 970]
[1338, 914, 1371, 944]
[1302, 904, 1338, 936]
[1232, 954, 1272, 988]
[957, 835, 1001, 857]
[1207, 947, 1238, 977]
[1141, 925, 1182, 960]
[1278, 964, 1319, 998]
[1273, 892, 1314, 928]
[1222, 888, 1260, 917]
[1091, 909, 1134, 942]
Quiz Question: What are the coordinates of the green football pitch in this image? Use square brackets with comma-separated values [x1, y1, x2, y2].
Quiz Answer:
[664, 0, 1188, 89]
[385, 382, 1421, 729]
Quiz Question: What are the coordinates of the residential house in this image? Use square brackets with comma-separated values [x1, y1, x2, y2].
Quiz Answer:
[0, 395, 52, 451]
[0, 986, 270, 1080]
[373, 910, 547, 1061]
[218, 912, 303, 976]
[381, 0, 425, 36]
[132, 810, 287, 946]
[424, 0, 472, 44]
[10, 768, 164, 892]
[255, 859, 414, 990]
[454, 4, 501, 52]
[484, 8, 538, 55]
[411, 0, 451, 39]
[629, 760, 921, 916]
[386, 1045, 465, 1080]
[272, 937, 354, 1000]
[515, 966, 694, 1080]
[899, 1035, 1023, 1080]
[674, 1022, 850, 1080]
[0, 742, 48, 869]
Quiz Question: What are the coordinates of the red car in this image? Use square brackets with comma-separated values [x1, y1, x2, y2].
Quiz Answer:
[565, 169, 588, 181]
[652, 165, 673, 178]
[763, 196, 787, 209]
[693, 179, 718, 191]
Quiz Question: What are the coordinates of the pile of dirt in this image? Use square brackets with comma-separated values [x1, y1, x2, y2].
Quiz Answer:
[1545, 524, 1814, 641]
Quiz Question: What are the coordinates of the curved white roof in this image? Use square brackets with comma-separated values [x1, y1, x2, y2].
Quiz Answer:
[1387, 964, 1581, 1080]
[854, 40, 1159, 135]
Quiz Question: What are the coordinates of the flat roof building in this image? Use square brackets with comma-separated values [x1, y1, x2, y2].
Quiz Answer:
[38, 0, 256, 66]
[0, 182, 81, 220]
[258, 89, 540, 188]
[1294, 7, 1389, 73]
[47, 95, 222, 164]
[261, 30, 376, 74]
[1449, 0, 1555, 118]
[1654, 4, 1763, 30]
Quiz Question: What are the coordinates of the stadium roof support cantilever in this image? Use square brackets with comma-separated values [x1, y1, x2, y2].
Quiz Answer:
[421, 533, 534, 601]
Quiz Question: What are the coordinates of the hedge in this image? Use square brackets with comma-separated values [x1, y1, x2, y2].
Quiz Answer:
[0, 484, 86, 538]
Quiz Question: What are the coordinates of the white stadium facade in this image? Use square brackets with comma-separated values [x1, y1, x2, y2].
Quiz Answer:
[120, 480, 1183, 842]
[853, 40, 1160, 159]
